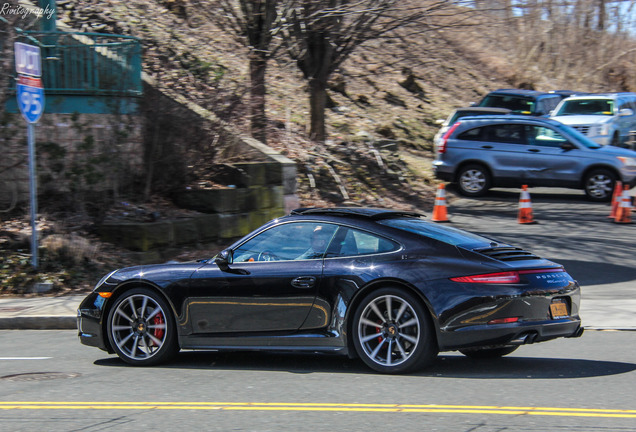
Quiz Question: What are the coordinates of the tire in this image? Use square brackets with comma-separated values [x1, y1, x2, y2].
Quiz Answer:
[107, 287, 179, 366]
[352, 288, 438, 374]
[584, 168, 616, 202]
[459, 346, 519, 359]
[611, 132, 620, 147]
[456, 164, 491, 197]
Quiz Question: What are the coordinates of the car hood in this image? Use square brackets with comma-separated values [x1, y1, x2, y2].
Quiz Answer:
[551, 114, 612, 125]
[111, 261, 206, 283]
[593, 144, 636, 157]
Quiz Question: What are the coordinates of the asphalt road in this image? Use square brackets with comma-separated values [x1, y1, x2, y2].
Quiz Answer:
[1, 186, 635, 431]
[0, 330, 635, 431]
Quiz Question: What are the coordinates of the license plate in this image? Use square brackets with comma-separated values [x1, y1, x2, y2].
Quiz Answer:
[550, 301, 568, 319]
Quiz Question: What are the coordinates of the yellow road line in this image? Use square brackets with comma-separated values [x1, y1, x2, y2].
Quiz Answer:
[0, 402, 634, 418]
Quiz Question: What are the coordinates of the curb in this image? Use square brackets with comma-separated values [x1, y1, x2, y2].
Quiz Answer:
[0, 316, 77, 330]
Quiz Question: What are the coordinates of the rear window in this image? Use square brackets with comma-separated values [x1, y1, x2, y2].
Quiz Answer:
[378, 218, 493, 247]
[478, 95, 535, 114]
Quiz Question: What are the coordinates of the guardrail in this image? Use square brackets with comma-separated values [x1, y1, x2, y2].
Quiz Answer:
[11, 29, 141, 97]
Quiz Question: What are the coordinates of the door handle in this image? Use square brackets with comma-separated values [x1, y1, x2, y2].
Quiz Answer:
[291, 276, 316, 289]
[481, 145, 493, 149]
[528, 148, 540, 152]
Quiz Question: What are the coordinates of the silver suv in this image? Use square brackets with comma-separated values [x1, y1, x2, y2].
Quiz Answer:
[433, 115, 636, 201]
[550, 93, 636, 147]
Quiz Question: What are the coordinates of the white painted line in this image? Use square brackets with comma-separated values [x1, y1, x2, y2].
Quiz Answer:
[0, 357, 52, 360]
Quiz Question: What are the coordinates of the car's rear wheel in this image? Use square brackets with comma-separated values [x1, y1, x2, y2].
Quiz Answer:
[352, 288, 438, 374]
[107, 287, 178, 366]
[584, 168, 616, 202]
[457, 164, 491, 197]
[459, 346, 519, 359]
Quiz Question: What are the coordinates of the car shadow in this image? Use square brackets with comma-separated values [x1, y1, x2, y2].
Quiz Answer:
[94, 351, 636, 378]
[446, 184, 599, 204]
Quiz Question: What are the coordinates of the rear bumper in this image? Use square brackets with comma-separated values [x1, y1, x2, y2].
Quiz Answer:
[438, 317, 583, 351]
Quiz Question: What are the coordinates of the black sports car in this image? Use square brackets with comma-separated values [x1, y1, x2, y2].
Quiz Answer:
[78, 208, 583, 373]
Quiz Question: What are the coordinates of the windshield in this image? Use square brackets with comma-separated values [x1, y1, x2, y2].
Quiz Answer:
[478, 95, 534, 114]
[554, 99, 614, 116]
[554, 123, 602, 149]
[378, 218, 493, 247]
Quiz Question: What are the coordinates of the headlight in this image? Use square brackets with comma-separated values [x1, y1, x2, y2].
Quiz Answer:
[94, 270, 117, 291]
[617, 156, 636, 167]
[597, 124, 611, 136]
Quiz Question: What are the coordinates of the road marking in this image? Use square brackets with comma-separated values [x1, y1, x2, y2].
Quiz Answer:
[0, 357, 51, 360]
[0, 402, 634, 418]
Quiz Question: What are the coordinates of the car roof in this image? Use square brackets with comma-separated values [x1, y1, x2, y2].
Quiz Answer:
[453, 107, 511, 114]
[290, 207, 423, 220]
[562, 92, 636, 101]
[485, 89, 552, 98]
[451, 114, 563, 127]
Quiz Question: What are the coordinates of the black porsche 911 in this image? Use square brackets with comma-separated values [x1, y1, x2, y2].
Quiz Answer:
[78, 207, 583, 373]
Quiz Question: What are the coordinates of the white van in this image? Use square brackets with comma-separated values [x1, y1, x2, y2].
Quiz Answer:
[550, 93, 636, 147]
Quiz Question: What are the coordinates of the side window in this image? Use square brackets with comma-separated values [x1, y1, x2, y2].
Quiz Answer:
[486, 124, 525, 144]
[545, 97, 561, 113]
[526, 125, 568, 148]
[457, 127, 484, 141]
[327, 227, 399, 257]
[233, 222, 338, 262]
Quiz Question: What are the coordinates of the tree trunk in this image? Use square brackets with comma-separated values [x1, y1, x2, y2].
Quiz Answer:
[249, 56, 268, 144]
[308, 78, 328, 143]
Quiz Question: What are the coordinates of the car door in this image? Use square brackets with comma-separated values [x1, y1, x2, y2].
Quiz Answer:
[473, 123, 533, 183]
[520, 124, 586, 186]
[186, 222, 338, 334]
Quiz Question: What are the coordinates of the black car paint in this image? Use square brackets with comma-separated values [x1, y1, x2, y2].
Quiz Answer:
[79, 210, 582, 361]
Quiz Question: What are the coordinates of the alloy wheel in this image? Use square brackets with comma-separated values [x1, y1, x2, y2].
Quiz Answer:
[357, 294, 421, 368]
[109, 293, 170, 362]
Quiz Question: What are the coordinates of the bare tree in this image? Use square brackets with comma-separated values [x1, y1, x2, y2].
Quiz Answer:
[281, 0, 473, 142]
[192, 0, 289, 144]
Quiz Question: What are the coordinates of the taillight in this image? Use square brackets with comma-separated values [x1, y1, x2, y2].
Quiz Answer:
[450, 271, 520, 284]
[450, 268, 564, 284]
[438, 121, 461, 154]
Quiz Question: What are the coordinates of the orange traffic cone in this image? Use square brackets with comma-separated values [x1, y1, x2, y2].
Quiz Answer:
[614, 185, 632, 224]
[432, 183, 450, 222]
[608, 181, 622, 219]
[518, 185, 536, 224]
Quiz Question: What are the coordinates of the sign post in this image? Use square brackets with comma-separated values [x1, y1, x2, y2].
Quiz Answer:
[15, 42, 44, 269]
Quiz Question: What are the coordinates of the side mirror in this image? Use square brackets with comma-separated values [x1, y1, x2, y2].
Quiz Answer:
[560, 142, 576, 151]
[214, 249, 233, 270]
[619, 108, 634, 117]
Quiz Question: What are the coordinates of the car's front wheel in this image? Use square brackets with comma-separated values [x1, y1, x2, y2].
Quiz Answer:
[352, 288, 438, 374]
[457, 164, 491, 197]
[584, 169, 616, 202]
[107, 287, 179, 366]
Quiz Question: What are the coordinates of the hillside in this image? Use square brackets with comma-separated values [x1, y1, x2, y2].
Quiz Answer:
[51, 0, 533, 209]
[2, 0, 620, 295]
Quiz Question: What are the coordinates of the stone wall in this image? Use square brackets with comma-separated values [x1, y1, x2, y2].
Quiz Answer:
[0, 111, 143, 209]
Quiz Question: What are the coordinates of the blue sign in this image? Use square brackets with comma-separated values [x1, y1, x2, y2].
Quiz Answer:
[14, 42, 42, 77]
[17, 77, 45, 123]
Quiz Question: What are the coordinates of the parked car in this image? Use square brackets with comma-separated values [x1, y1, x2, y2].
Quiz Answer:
[78, 207, 583, 374]
[433, 115, 636, 201]
[550, 92, 636, 147]
[475, 89, 563, 117]
[433, 107, 511, 147]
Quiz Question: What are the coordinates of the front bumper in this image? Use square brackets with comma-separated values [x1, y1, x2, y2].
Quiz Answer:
[77, 292, 111, 352]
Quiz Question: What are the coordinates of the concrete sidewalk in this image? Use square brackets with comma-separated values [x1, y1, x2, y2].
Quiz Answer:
[0, 295, 83, 330]
[0, 293, 634, 331]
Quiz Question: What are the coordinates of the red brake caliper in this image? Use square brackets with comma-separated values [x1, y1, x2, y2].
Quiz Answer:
[153, 313, 165, 344]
